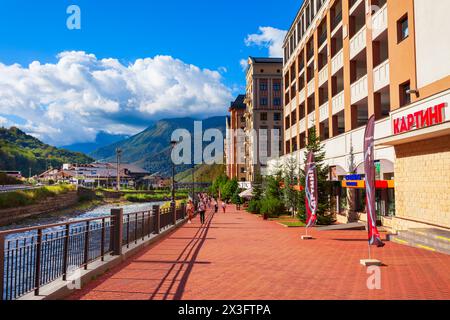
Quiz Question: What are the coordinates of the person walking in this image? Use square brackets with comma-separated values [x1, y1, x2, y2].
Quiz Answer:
[214, 199, 218, 213]
[221, 200, 226, 213]
[186, 199, 194, 224]
[199, 200, 206, 224]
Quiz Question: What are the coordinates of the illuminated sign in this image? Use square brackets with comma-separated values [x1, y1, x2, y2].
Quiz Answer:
[393, 103, 446, 135]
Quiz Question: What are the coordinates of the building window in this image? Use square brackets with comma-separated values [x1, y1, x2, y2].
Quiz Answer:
[260, 98, 268, 106]
[273, 83, 281, 91]
[273, 98, 281, 106]
[397, 15, 409, 43]
[260, 112, 268, 121]
[260, 83, 268, 91]
[274, 112, 281, 121]
[399, 81, 411, 107]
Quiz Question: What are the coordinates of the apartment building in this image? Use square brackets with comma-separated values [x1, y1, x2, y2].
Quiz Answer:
[226, 95, 247, 181]
[244, 57, 284, 181]
[273, 0, 450, 231]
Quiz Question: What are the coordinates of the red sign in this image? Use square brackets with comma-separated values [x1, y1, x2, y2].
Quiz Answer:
[393, 103, 446, 135]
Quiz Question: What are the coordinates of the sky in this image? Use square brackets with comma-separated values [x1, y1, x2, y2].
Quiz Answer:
[0, 0, 302, 146]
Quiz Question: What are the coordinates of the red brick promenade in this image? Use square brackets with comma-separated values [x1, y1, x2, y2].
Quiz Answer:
[69, 205, 450, 300]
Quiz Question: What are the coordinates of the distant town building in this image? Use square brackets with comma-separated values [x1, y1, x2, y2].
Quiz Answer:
[38, 162, 149, 188]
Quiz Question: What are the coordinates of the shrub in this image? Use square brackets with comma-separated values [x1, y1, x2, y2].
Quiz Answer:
[260, 197, 285, 218]
[246, 199, 261, 214]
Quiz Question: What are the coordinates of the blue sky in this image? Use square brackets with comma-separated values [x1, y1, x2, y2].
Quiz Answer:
[0, 0, 302, 145]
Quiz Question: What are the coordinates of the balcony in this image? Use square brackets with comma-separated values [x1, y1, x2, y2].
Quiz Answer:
[290, 125, 298, 139]
[332, 90, 345, 115]
[307, 79, 315, 96]
[298, 87, 306, 104]
[350, 26, 366, 60]
[307, 47, 314, 62]
[331, 49, 344, 75]
[372, 3, 388, 40]
[318, 30, 327, 49]
[319, 102, 329, 122]
[331, 11, 342, 31]
[373, 59, 390, 92]
[349, 0, 363, 15]
[307, 111, 316, 128]
[299, 118, 306, 133]
[350, 74, 368, 105]
[285, 127, 291, 141]
[318, 67, 328, 87]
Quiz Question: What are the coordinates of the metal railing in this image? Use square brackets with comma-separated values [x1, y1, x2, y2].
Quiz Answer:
[0, 203, 186, 300]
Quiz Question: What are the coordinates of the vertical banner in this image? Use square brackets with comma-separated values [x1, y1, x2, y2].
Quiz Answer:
[363, 115, 385, 247]
[304, 151, 318, 228]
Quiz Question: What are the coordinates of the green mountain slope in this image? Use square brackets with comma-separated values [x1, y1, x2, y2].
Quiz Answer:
[90, 116, 226, 176]
[175, 164, 226, 183]
[0, 127, 93, 176]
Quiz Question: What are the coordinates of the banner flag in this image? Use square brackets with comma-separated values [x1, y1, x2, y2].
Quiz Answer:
[363, 115, 385, 247]
[304, 151, 318, 228]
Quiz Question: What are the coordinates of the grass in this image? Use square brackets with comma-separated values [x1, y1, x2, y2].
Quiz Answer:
[123, 192, 188, 203]
[0, 184, 76, 209]
[277, 221, 306, 227]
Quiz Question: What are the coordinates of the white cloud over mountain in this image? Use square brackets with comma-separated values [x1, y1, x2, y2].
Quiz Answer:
[0, 51, 232, 146]
[245, 26, 287, 58]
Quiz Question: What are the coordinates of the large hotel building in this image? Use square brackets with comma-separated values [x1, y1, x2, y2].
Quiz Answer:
[268, 0, 450, 231]
[226, 57, 284, 182]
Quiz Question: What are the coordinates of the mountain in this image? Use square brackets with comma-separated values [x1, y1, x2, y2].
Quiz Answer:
[90, 116, 227, 176]
[0, 127, 93, 176]
[62, 131, 130, 154]
[175, 164, 226, 183]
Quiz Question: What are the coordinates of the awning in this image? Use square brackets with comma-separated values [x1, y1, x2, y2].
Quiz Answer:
[239, 188, 253, 199]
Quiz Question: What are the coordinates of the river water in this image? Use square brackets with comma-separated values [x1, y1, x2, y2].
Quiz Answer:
[0, 201, 166, 234]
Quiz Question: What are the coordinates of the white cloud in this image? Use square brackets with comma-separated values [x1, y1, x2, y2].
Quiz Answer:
[0, 51, 232, 146]
[245, 26, 287, 58]
[239, 59, 248, 72]
[0, 116, 8, 126]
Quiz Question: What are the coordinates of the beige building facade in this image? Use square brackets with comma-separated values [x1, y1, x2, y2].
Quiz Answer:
[270, 0, 450, 231]
[243, 57, 284, 181]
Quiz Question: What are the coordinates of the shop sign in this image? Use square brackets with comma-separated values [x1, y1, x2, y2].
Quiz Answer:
[393, 103, 446, 135]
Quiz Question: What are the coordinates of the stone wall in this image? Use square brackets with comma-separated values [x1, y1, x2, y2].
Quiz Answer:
[0, 191, 79, 226]
[394, 135, 450, 229]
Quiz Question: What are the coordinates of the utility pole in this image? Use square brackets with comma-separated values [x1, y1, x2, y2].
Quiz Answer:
[116, 148, 122, 191]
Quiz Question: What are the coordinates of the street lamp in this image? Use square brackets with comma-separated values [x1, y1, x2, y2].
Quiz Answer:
[116, 148, 122, 191]
[170, 140, 177, 206]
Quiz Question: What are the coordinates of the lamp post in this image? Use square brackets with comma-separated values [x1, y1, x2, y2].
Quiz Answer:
[116, 148, 122, 191]
[170, 140, 177, 207]
[191, 163, 195, 206]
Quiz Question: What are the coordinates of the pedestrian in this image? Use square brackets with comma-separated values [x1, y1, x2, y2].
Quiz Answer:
[221, 200, 226, 213]
[214, 198, 218, 213]
[199, 200, 206, 224]
[186, 199, 194, 224]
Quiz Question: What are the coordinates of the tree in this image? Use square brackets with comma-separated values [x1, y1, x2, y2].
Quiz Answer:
[222, 178, 239, 201]
[297, 127, 334, 225]
[247, 169, 263, 214]
[231, 189, 242, 205]
[283, 154, 299, 216]
[211, 173, 228, 198]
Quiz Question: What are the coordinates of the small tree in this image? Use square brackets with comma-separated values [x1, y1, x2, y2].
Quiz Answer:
[283, 154, 299, 216]
[297, 127, 334, 225]
[346, 136, 358, 222]
[222, 178, 239, 201]
[231, 189, 242, 205]
[247, 170, 263, 214]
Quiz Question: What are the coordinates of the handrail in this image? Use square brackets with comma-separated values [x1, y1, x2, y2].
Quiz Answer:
[1, 204, 186, 300]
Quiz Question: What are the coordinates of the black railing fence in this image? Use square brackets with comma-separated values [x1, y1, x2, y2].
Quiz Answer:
[0, 203, 186, 300]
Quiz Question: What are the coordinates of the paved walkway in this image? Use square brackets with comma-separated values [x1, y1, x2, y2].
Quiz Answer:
[69, 206, 450, 300]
